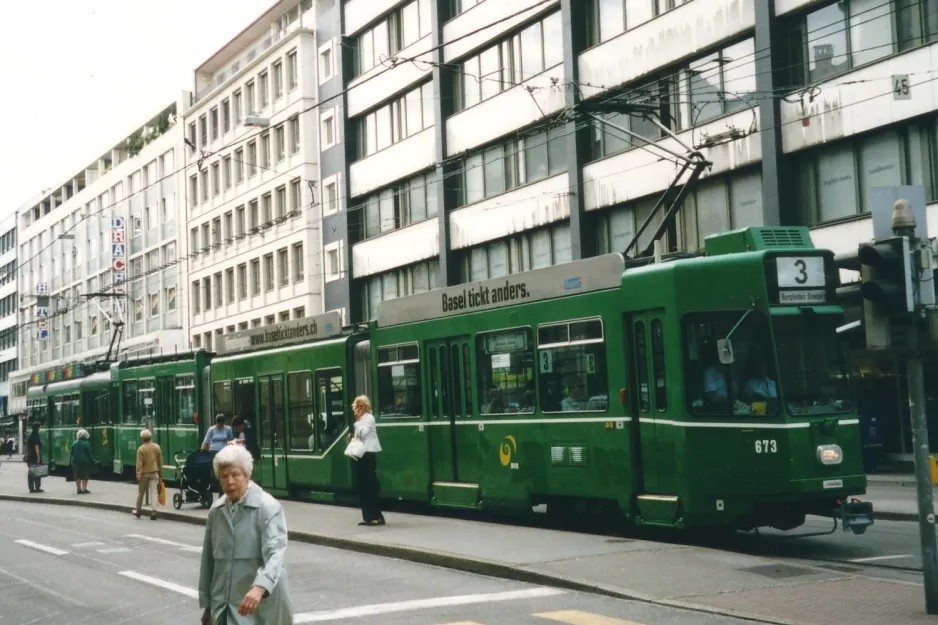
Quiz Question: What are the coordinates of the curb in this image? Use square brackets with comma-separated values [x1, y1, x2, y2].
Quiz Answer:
[0, 493, 805, 625]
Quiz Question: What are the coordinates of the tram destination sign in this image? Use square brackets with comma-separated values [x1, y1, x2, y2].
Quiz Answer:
[377, 254, 626, 327]
[216, 310, 343, 355]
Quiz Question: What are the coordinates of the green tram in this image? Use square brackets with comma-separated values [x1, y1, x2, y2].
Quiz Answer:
[111, 350, 211, 480]
[25, 351, 210, 481]
[211, 226, 873, 533]
[26, 364, 112, 474]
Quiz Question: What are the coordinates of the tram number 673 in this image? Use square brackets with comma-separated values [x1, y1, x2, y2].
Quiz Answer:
[755, 439, 778, 454]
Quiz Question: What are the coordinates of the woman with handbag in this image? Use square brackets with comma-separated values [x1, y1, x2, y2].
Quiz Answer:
[69, 429, 95, 494]
[348, 395, 385, 526]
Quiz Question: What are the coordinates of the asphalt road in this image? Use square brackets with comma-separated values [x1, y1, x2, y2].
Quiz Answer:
[0, 501, 767, 625]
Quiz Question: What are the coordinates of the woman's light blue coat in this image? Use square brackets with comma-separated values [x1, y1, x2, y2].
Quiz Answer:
[199, 482, 293, 624]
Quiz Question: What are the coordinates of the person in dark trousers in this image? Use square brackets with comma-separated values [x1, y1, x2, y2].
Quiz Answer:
[349, 395, 385, 526]
[232, 415, 259, 460]
[26, 423, 43, 493]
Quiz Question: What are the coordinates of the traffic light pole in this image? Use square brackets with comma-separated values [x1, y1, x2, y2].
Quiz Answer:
[894, 205, 938, 614]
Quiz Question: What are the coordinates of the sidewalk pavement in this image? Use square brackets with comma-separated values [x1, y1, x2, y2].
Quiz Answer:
[0, 461, 933, 625]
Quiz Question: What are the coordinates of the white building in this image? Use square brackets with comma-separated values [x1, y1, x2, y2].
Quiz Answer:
[183, 0, 320, 351]
[0, 211, 17, 425]
[318, 0, 938, 460]
[10, 95, 190, 404]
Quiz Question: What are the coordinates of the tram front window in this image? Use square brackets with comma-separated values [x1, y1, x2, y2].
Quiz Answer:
[683, 311, 779, 417]
[774, 315, 853, 416]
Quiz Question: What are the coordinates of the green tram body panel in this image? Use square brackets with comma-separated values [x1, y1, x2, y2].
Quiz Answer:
[111, 351, 211, 480]
[19, 226, 870, 532]
[27, 371, 112, 473]
[209, 336, 362, 497]
[26, 351, 210, 480]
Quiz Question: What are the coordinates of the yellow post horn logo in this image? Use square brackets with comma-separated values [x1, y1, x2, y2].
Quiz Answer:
[499, 435, 517, 467]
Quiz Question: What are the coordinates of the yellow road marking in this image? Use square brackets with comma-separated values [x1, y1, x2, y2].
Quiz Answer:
[534, 611, 645, 625]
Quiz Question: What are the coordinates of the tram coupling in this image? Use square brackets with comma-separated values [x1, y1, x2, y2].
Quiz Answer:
[837, 498, 874, 535]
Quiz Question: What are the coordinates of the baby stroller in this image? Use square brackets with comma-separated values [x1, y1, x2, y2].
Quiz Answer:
[172, 450, 215, 509]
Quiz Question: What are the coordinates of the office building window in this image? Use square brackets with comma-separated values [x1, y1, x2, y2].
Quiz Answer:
[456, 12, 562, 110]
[251, 259, 261, 295]
[293, 243, 304, 282]
[273, 61, 283, 100]
[238, 264, 247, 300]
[264, 253, 275, 291]
[278, 248, 289, 286]
[353, 0, 432, 77]
[222, 99, 231, 133]
[362, 258, 439, 320]
[289, 116, 300, 153]
[360, 171, 438, 239]
[287, 50, 298, 90]
[355, 82, 433, 159]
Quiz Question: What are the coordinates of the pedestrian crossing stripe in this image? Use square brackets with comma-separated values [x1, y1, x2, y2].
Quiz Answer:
[535, 611, 646, 625]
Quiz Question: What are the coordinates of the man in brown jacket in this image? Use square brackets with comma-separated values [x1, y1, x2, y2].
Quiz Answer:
[134, 429, 163, 520]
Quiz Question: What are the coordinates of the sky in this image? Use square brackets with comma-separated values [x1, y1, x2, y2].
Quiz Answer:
[0, 0, 276, 214]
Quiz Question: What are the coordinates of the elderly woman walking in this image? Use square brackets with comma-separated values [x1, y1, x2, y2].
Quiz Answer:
[134, 429, 163, 520]
[199, 444, 292, 625]
[69, 429, 95, 495]
[349, 395, 385, 526]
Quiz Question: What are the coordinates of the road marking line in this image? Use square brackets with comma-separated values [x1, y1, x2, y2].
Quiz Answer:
[535, 611, 645, 625]
[848, 554, 913, 563]
[72, 541, 107, 548]
[0, 566, 84, 606]
[125, 533, 201, 553]
[97, 547, 132, 554]
[118, 571, 198, 599]
[294, 587, 565, 623]
[14, 539, 68, 556]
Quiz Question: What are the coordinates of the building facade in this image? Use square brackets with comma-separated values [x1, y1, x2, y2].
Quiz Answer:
[9, 97, 190, 415]
[0, 212, 17, 431]
[318, 0, 938, 461]
[183, 0, 321, 351]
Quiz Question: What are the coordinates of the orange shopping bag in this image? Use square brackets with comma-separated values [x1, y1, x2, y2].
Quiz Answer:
[158, 479, 166, 506]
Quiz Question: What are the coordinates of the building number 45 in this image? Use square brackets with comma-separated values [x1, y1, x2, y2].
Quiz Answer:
[755, 439, 778, 453]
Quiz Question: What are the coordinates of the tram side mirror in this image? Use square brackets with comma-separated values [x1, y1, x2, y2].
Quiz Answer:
[717, 339, 735, 365]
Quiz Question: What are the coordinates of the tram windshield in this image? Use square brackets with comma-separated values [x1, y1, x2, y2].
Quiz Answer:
[683, 311, 779, 417]
[773, 315, 853, 416]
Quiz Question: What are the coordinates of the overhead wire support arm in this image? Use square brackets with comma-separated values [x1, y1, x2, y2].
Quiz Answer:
[577, 100, 712, 260]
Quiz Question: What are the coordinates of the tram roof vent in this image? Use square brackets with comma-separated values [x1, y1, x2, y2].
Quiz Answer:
[705, 227, 814, 256]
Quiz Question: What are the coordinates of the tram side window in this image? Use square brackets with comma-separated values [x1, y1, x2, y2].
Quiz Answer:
[214, 380, 233, 420]
[377, 344, 421, 419]
[316, 369, 344, 451]
[476, 329, 535, 415]
[123, 381, 139, 424]
[651, 319, 668, 411]
[176, 375, 197, 425]
[538, 319, 608, 413]
[683, 312, 778, 417]
[287, 372, 314, 452]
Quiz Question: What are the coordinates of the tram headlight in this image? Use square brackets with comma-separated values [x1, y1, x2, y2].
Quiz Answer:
[817, 444, 843, 465]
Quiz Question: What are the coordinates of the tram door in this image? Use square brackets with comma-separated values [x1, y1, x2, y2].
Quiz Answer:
[628, 311, 675, 494]
[426, 338, 473, 484]
[155, 377, 175, 466]
[259, 375, 287, 490]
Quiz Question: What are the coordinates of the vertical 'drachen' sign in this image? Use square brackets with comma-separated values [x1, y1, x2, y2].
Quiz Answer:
[35, 283, 49, 341]
[111, 217, 126, 320]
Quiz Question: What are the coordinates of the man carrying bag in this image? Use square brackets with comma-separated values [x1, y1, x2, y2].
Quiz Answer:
[25, 423, 45, 493]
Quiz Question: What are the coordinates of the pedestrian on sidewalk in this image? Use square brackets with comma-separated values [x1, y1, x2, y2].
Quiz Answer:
[134, 429, 163, 520]
[25, 423, 43, 494]
[199, 444, 292, 625]
[69, 429, 94, 495]
[201, 415, 234, 452]
[349, 395, 385, 527]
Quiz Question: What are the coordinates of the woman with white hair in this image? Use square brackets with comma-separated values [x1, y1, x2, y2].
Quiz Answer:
[199, 444, 293, 625]
[69, 429, 94, 495]
[134, 429, 163, 520]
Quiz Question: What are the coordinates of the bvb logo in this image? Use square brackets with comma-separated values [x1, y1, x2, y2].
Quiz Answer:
[499, 435, 517, 467]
